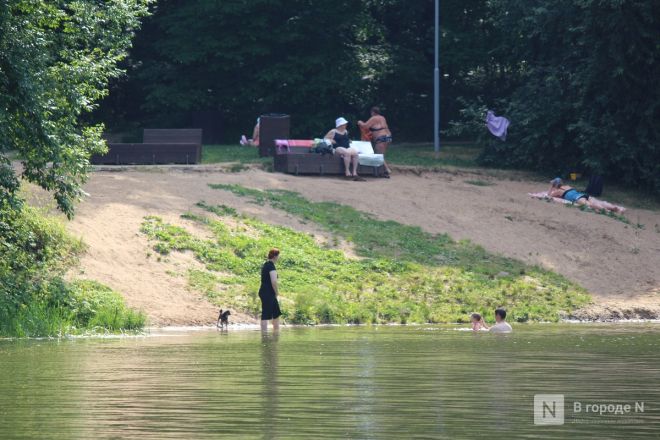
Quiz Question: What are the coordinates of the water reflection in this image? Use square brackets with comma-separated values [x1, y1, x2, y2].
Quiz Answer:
[0, 325, 658, 439]
[261, 331, 279, 440]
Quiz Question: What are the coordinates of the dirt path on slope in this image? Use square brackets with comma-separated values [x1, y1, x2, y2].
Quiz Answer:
[61, 166, 659, 324]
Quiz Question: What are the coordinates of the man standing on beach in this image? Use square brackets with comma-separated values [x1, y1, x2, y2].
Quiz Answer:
[489, 308, 513, 333]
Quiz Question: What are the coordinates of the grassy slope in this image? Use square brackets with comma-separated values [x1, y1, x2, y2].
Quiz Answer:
[140, 186, 590, 324]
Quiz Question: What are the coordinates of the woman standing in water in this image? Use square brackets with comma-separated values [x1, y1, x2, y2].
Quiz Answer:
[259, 248, 282, 331]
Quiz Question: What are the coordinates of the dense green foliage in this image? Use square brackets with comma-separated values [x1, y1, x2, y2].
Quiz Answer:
[98, 0, 488, 141]
[141, 190, 589, 324]
[0, 206, 145, 337]
[1, 1, 149, 336]
[452, 0, 660, 193]
[99, 0, 658, 193]
[102, 0, 369, 138]
[0, 0, 150, 217]
[65, 280, 146, 332]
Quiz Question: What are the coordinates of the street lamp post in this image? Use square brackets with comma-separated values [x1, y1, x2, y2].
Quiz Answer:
[434, 0, 440, 157]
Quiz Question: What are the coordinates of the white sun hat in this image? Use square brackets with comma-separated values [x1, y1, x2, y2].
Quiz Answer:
[335, 117, 349, 128]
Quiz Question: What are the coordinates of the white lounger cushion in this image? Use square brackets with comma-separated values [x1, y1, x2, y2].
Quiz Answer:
[350, 141, 374, 154]
[350, 141, 384, 167]
[358, 153, 384, 167]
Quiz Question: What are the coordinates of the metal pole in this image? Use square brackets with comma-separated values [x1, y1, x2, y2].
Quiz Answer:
[434, 0, 440, 157]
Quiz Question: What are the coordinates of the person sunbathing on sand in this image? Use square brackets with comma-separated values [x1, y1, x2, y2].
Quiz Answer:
[547, 178, 625, 213]
[240, 118, 260, 147]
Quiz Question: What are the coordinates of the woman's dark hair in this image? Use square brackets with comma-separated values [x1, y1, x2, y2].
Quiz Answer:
[495, 308, 507, 319]
[370, 106, 381, 115]
[267, 248, 280, 259]
[471, 313, 481, 320]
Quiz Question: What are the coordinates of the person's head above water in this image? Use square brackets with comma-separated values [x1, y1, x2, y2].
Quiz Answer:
[470, 313, 482, 322]
[494, 308, 507, 322]
[268, 248, 280, 261]
[550, 177, 563, 188]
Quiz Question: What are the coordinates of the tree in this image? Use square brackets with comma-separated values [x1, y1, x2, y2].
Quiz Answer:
[0, 0, 150, 218]
[105, 0, 369, 140]
[99, 0, 500, 142]
[363, 0, 498, 140]
[463, 0, 660, 192]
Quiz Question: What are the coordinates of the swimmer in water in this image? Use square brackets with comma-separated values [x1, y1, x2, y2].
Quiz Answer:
[471, 313, 488, 332]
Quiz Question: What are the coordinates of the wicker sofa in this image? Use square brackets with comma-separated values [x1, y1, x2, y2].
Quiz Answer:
[273, 140, 386, 176]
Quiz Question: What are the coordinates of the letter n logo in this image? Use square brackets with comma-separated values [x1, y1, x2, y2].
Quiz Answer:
[534, 394, 565, 425]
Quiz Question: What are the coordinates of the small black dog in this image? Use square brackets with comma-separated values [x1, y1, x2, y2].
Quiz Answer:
[217, 309, 231, 329]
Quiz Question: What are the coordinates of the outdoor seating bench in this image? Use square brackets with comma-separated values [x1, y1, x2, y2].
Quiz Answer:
[91, 129, 203, 165]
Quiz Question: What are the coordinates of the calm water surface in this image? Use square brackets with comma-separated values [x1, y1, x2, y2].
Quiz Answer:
[0, 325, 659, 439]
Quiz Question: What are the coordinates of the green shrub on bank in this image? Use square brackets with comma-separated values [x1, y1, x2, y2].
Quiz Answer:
[141, 192, 590, 324]
[67, 280, 146, 331]
[0, 206, 145, 337]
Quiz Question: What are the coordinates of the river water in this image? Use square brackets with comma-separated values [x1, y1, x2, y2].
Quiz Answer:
[1, 325, 658, 439]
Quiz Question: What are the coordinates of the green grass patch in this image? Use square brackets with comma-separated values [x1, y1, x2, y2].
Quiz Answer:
[66, 280, 146, 332]
[202, 144, 272, 166]
[208, 184, 525, 274]
[140, 190, 590, 324]
[1, 280, 146, 337]
[201, 142, 482, 170]
[386, 142, 481, 168]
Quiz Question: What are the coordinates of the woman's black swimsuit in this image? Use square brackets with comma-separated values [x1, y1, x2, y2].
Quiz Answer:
[259, 260, 282, 320]
[333, 130, 350, 149]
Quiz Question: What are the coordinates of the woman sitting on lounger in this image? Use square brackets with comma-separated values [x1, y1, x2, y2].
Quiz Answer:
[547, 178, 624, 213]
[325, 117, 361, 178]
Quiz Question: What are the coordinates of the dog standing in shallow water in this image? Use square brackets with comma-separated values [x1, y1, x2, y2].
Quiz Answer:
[217, 309, 231, 329]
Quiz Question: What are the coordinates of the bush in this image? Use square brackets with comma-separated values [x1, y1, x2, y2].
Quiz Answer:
[455, 0, 660, 194]
[0, 206, 145, 337]
[67, 281, 146, 331]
